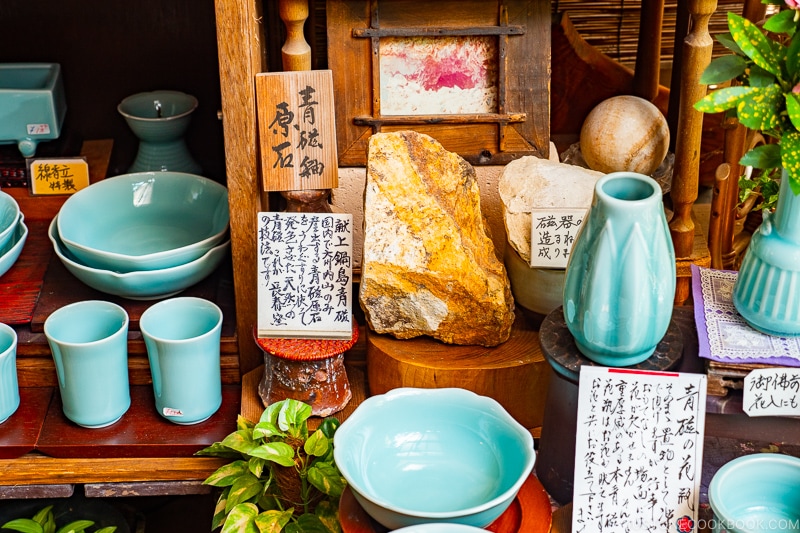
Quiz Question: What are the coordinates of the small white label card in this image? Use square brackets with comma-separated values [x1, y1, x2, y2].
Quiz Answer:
[529, 208, 586, 268]
[743, 367, 800, 417]
[573, 366, 707, 533]
[256, 211, 353, 340]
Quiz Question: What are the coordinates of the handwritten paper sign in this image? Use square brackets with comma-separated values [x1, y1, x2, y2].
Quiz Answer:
[255, 70, 338, 192]
[256, 211, 353, 340]
[573, 366, 707, 533]
[530, 208, 585, 268]
[743, 367, 800, 417]
[28, 157, 90, 195]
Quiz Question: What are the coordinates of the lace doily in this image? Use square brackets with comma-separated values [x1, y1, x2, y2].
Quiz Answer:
[691, 265, 800, 366]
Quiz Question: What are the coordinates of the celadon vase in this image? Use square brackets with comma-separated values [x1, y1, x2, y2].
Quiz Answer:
[733, 169, 800, 337]
[563, 171, 676, 366]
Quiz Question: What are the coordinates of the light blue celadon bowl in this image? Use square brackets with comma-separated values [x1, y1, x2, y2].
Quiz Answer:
[56, 171, 228, 272]
[0, 214, 27, 279]
[333, 388, 535, 530]
[0, 191, 21, 251]
[49, 216, 229, 300]
[393, 525, 488, 533]
[709, 453, 800, 533]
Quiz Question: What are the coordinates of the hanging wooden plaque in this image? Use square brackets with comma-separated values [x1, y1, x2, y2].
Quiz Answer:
[255, 70, 339, 191]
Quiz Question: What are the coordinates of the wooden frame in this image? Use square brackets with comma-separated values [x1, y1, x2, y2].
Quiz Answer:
[327, 0, 551, 166]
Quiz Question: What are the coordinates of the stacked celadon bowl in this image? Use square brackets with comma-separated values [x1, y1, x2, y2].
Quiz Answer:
[0, 190, 27, 279]
[50, 171, 230, 299]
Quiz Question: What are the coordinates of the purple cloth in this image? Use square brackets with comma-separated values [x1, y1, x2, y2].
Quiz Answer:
[691, 265, 800, 367]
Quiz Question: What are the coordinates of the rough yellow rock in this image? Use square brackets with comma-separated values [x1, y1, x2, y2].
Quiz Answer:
[359, 131, 514, 347]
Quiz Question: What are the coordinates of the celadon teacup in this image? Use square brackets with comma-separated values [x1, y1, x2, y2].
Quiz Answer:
[44, 300, 130, 428]
[139, 297, 223, 424]
[0, 322, 19, 424]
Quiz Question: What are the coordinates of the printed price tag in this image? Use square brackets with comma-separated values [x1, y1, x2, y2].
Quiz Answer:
[743, 367, 800, 417]
[28, 157, 90, 195]
[529, 208, 585, 268]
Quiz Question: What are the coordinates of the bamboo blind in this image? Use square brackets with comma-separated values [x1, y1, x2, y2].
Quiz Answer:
[552, 0, 748, 67]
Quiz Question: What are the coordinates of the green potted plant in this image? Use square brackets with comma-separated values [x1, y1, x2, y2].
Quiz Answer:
[694, 0, 800, 337]
[195, 398, 346, 533]
[1, 504, 117, 533]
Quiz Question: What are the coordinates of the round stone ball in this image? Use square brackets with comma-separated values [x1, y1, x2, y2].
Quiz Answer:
[579, 95, 670, 175]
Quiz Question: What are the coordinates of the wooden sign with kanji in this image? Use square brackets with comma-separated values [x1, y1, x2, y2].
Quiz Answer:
[256, 70, 338, 192]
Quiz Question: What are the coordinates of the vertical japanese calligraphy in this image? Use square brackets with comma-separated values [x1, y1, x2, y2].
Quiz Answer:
[255, 70, 338, 192]
[572, 366, 707, 533]
[530, 208, 585, 268]
[256, 211, 353, 340]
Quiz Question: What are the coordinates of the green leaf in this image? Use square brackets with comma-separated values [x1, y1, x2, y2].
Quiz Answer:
[304, 429, 329, 457]
[204, 459, 251, 487]
[786, 92, 800, 132]
[94, 528, 117, 533]
[253, 510, 293, 533]
[278, 400, 311, 438]
[735, 84, 783, 131]
[55, 520, 94, 533]
[700, 54, 748, 84]
[222, 430, 259, 455]
[237, 414, 256, 432]
[248, 456, 266, 478]
[788, 29, 800, 77]
[763, 8, 796, 34]
[716, 32, 744, 55]
[249, 442, 296, 467]
[748, 64, 778, 88]
[212, 487, 232, 530]
[307, 461, 346, 499]
[253, 421, 286, 440]
[195, 441, 243, 459]
[740, 143, 782, 169]
[288, 514, 332, 533]
[694, 85, 756, 113]
[313, 500, 341, 533]
[1, 519, 44, 533]
[728, 12, 783, 77]
[227, 473, 265, 513]
[259, 401, 284, 426]
[781, 132, 800, 195]
[30, 507, 53, 528]
[221, 503, 260, 533]
[317, 418, 340, 440]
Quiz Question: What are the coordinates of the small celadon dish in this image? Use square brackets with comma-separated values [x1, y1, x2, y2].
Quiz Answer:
[708, 453, 800, 533]
[393, 525, 488, 533]
[0, 214, 27, 278]
[0, 190, 21, 251]
[56, 171, 229, 272]
[333, 387, 535, 530]
[49, 216, 229, 300]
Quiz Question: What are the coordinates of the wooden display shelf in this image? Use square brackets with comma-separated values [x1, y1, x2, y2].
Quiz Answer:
[0, 384, 241, 461]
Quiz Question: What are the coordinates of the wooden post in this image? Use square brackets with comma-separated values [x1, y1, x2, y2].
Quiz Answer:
[632, 0, 665, 103]
[214, 0, 268, 377]
[279, 0, 312, 71]
[669, 0, 717, 259]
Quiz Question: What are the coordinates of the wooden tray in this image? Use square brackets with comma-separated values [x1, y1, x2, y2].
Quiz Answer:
[0, 219, 52, 325]
[0, 387, 53, 459]
[339, 474, 553, 533]
[36, 384, 241, 458]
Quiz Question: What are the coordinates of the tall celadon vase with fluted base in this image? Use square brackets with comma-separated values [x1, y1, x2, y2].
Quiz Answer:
[563, 172, 676, 366]
[733, 169, 800, 337]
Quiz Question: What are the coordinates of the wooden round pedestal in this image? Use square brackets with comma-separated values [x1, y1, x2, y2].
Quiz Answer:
[365, 315, 548, 429]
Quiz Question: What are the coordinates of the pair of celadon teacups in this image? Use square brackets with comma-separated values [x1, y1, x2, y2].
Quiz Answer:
[42, 297, 223, 428]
